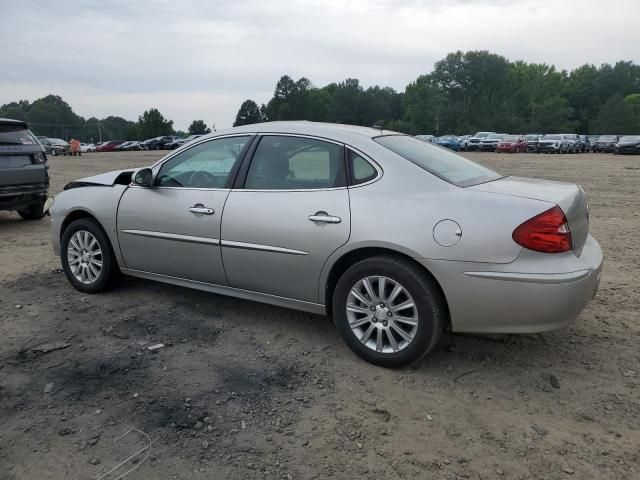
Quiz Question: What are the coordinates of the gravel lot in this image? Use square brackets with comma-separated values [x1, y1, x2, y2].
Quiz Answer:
[1, 150, 638, 480]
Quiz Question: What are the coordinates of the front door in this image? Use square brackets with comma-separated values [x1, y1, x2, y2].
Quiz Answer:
[221, 135, 350, 303]
[117, 135, 253, 285]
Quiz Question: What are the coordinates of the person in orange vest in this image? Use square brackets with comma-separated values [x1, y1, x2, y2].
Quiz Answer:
[69, 138, 81, 156]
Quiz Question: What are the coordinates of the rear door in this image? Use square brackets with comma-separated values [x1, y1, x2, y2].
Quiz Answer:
[117, 135, 253, 284]
[221, 135, 350, 303]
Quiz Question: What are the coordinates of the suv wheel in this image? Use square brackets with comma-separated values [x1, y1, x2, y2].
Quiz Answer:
[61, 218, 121, 293]
[333, 256, 446, 368]
[17, 201, 46, 220]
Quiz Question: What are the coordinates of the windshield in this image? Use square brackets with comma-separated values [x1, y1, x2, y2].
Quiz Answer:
[598, 135, 617, 141]
[619, 136, 640, 142]
[503, 136, 519, 142]
[374, 135, 502, 187]
[485, 134, 504, 140]
[49, 138, 67, 144]
[542, 134, 561, 140]
[526, 135, 538, 140]
[438, 136, 457, 141]
[0, 124, 39, 145]
[473, 132, 491, 138]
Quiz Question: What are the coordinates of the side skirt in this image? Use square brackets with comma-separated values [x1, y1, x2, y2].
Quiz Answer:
[121, 268, 327, 316]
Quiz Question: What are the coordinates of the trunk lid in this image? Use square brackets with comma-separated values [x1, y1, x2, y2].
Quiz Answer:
[469, 176, 590, 254]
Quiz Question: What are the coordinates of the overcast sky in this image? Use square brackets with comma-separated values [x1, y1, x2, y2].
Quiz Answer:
[1, 0, 638, 130]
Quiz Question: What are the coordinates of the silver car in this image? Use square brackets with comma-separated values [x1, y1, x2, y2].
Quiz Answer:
[50, 122, 603, 367]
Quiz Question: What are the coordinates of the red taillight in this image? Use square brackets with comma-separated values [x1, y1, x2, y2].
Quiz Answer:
[512, 206, 572, 253]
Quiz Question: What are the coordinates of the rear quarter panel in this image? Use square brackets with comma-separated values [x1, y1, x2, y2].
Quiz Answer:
[318, 152, 554, 303]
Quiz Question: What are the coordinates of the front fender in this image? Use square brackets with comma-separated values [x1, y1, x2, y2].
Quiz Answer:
[50, 185, 128, 266]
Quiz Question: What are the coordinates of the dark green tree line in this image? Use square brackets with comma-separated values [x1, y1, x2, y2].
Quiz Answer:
[236, 51, 640, 135]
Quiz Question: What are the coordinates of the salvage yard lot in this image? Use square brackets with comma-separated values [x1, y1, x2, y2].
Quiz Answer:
[1, 150, 638, 480]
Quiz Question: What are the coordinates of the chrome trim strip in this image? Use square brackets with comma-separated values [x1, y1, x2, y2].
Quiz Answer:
[120, 268, 326, 315]
[221, 240, 309, 256]
[463, 269, 591, 284]
[122, 229, 220, 246]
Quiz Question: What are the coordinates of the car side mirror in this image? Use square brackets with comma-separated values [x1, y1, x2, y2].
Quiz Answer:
[133, 168, 153, 187]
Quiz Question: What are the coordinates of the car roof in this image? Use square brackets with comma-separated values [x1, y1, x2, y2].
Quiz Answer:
[203, 121, 401, 145]
[0, 117, 28, 128]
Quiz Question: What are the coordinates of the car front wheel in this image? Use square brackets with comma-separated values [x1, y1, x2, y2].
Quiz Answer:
[333, 256, 446, 368]
[61, 218, 121, 293]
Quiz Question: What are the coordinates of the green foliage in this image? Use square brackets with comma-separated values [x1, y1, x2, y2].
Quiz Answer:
[188, 120, 211, 135]
[0, 96, 169, 142]
[593, 95, 639, 134]
[234, 100, 265, 126]
[235, 52, 640, 135]
[137, 108, 174, 139]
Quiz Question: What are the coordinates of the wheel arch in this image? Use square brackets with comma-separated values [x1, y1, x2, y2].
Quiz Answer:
[60, 209, 103, 239]
[59, 209, 122, 264]
[322, 245, 451, 328]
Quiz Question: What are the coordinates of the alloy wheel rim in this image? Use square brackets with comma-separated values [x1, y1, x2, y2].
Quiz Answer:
[67, 230, 103, 284]
[346, 276, 419, 353]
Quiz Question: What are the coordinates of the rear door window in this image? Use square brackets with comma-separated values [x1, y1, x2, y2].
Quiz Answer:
[244, 136, 345, 190]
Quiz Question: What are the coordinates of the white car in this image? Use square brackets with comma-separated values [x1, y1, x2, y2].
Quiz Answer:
[80, 143, 96, 153]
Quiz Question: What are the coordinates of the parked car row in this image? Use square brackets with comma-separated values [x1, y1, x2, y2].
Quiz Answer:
[91, 135, 204, 152]
[416, 132, 640, 154]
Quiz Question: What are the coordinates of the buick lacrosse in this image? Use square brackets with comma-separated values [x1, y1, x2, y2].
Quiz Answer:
[50, 122, 603, 367]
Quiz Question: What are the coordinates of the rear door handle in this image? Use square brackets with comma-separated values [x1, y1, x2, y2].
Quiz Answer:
[189, 205, 215, 215]
[308, 212, 341, 224]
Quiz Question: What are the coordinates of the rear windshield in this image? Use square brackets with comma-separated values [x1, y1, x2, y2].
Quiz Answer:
[542, 134, 561, 140]
[0, 124, 39, 145]
[598, 135, 617, 141]
[374, 135, 502, 187]
[619, 136, 640, 142]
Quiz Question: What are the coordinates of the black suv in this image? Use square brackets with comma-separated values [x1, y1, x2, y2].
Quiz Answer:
[0, 118, 50, 220]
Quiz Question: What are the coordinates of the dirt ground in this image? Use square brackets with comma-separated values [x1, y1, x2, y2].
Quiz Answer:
[1, 150, 638, 480]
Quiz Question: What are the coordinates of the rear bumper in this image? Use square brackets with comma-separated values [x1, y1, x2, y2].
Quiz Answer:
[0, 182, 49, 211]
[419, 234, 603, 334]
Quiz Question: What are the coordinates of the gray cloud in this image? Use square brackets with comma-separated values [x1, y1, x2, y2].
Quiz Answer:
[1, 0, 638, 130]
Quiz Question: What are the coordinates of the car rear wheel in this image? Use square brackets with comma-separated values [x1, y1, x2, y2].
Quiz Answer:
[17, 201, 46, 220]
[61, 218, 121, 293]
[333, 256, 446, 368]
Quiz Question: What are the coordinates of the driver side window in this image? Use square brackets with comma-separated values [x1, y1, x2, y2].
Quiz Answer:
[156, 136, 251, 188]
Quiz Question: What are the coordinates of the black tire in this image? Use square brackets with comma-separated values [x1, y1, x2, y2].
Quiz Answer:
[60, 218, 121, 293]
[332, 255, 446, 368]
[17, 201, 46, 220]
[50, 148, 57, 156]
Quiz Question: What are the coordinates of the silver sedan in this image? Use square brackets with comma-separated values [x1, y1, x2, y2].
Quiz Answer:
[50, 122, 603, 367]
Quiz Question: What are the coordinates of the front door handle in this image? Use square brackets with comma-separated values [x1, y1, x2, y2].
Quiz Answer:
[189, 205, 215, 215]
[308, 212, 342, 224]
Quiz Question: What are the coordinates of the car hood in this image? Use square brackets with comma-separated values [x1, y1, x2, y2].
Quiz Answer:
[64, 169, 135, 190]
